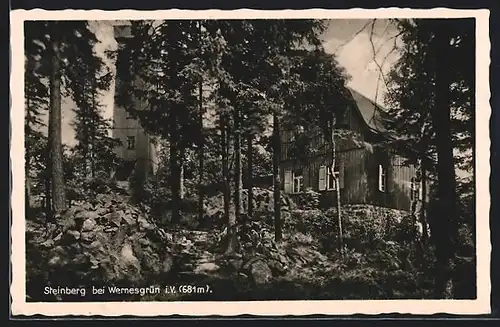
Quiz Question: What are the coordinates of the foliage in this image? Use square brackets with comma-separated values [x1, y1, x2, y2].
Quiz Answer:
[294, 188, 321, 210]
[384, 18, 474, 173]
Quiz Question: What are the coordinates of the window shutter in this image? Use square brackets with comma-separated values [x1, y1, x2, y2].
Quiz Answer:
[318, 166, 326, 191]
[284, 170, 292, 194]
[378, 165, 384, 192]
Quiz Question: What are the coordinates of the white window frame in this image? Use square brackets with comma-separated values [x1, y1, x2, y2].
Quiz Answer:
[410, 177, 418, 200]
[284, 169, 293, 193]
[126, 109, 134, 119]
[326, 166, 339, 191]
[292, 173, 304, 194]
[410, 177, 423, 201]
[127, 136, 136, 150]
[378, 164, 387, 192]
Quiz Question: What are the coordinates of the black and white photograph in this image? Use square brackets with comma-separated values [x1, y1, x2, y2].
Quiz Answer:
[11, 9, 491, 316]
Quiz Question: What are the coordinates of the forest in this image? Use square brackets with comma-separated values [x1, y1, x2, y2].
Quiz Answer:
[24, 18, 476, 301]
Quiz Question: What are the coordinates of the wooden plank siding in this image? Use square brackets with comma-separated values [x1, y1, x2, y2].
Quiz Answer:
[280, 148, 417, 211]
[278, 97, 419, 212]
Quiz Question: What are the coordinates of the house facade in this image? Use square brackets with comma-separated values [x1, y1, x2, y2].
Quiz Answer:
[280, 87, 424, 212]
[112, 25, 159, 182]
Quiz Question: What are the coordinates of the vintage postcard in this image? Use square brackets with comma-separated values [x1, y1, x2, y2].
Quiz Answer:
[10, 8, 491, 316]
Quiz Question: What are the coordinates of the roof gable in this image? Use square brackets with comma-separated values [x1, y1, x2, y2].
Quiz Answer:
[346, 87, 391, 134]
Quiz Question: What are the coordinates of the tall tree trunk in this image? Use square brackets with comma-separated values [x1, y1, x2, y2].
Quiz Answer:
[90, 78, 97, 178]
[431, 22, 458, 299]
[221, 117, 231, 227]
[25, 154, 31, 214]
[48, 27, 67, 214]
[198, 79, 204, 223]
[421, 166, 428, 243]
[335, 174, 343, 255]
[84, 83, 92, 179]
[44, 172, 51, 216]
[328, 128, 343, 257]
[25, 174, 31, 212]
[169, 112, 181, 225]
[179, 148, 185, 200]
[272, 113, 282, 242]
[222, 114, 236, 254]
[25, 100, 31, 213]
[246, 133, 253, 218]
[233, 107, 243, 223]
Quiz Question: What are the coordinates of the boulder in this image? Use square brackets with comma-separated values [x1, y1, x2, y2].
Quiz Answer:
[194, 262, 220, 274]
[248, 259, 273, 286]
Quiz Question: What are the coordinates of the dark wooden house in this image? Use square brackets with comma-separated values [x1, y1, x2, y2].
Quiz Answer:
[280, 87, 423, 211]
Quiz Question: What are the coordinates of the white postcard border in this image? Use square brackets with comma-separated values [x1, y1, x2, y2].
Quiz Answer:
[10, 8, 492, 316]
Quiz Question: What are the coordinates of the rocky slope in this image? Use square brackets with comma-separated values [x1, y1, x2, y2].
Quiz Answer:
[26, 183, 472, 301]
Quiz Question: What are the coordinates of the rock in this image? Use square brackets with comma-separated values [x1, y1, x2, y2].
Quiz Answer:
[80, 231, 96, 242]
[104, 212, 122, 227]
[96, 207, 110, 216]
[120, 243, 141, 271]
[161, 254, 174, 274]
[138, 237, 152, 246]
[60, 216, 77, 233]
[249, 260, 273, 286]
[194, 262, 220, 274]
[77, 207, 98, 219]
[71, 253, 88, 265]
[104, 227, 118, 233]
[66, 230, 81, 240]
[82, 218, 97, 232]
[62, 206, 83, 219]
[137, 216, 154, 231]
[122, 213, 136, 225]
[89, 240, 103, 250]
[47, 246, 69, 267]
[40, 239, 55, 248]
[267, 259, 287, 276]
[227, 258, 243, 271]
[53, 232, 63, 242]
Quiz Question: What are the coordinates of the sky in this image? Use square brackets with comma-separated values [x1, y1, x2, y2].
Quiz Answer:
[53, 19, 401, 147]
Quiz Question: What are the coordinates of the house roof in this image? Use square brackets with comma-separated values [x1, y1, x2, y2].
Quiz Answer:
[346, 87, 391, 134]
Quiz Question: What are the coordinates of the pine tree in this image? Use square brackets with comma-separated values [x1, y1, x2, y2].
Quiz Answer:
[115, 20, 225, 225]
[384, 18, 475, 298]
[25, 20, 115, 215]
[25, 26, 50, 212]
[272, 47, 351, 253]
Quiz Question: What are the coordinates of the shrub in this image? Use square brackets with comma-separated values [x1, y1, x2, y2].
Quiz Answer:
[294, 188, 320, 210]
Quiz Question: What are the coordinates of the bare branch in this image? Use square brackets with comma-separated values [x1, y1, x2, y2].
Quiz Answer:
[332, 20, 372, 55]
[368, 19, 403, 111]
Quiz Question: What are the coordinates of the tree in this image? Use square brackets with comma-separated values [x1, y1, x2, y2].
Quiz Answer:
[284, 49, 351, 252]
[218, 20, 327, 243]
[115, 20, 226, 225]
[25, 28, 50, 212]
[384, 18, 475, 298]
[25, 20, 115, 215]
[46, 24, 67, 213]
[71, 65, 117, 180]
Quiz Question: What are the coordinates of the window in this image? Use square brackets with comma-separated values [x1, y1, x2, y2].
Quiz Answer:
[410, 177, 423, 201]
[295, 125, 304, 135]
[293, 173, 304, 194]
[410, 177, 418, 200]
[127, 136, 135, 150]
[378, 164, 387, 192]
[326, 167, 339, 190]
[284, 169, 303, 194]
[319, 165, 340, 191]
